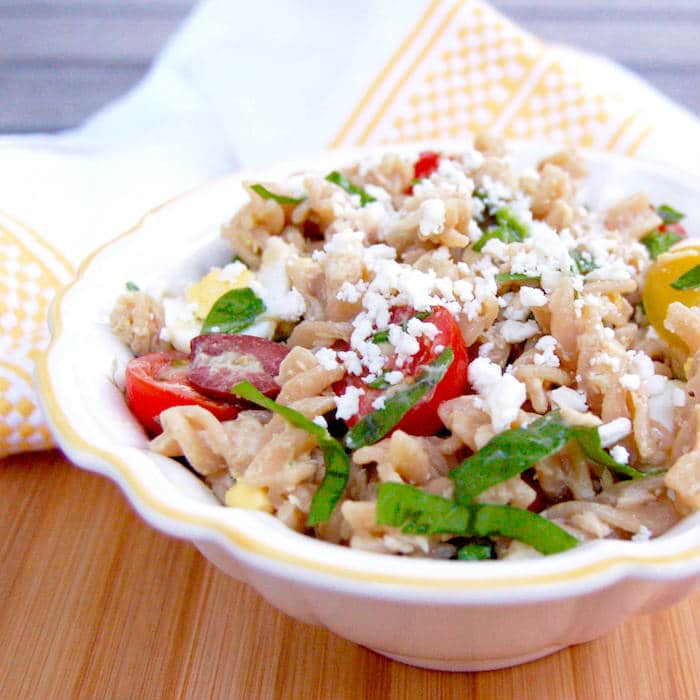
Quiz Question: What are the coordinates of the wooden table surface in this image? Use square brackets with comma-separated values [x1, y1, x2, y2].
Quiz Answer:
[2, 450, 699, 699]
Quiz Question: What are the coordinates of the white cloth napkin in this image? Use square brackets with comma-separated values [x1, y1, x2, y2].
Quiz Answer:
[1, 0, 699, 456]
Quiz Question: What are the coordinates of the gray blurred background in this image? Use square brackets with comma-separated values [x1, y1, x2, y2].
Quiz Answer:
[1, 0, 698, 134]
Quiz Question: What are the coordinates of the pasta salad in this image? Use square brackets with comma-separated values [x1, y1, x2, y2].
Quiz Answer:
[110, 135, 700, 561]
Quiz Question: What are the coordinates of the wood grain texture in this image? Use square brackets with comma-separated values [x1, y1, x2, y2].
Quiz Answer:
[1, 450, 699, 699]
[0, 1, 698, 132]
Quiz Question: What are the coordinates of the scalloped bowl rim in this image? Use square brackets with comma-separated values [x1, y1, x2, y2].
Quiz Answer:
[36, 140, 700, 604]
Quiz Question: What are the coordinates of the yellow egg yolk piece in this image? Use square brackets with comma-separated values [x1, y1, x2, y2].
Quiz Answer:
[185, 266, 251, 319]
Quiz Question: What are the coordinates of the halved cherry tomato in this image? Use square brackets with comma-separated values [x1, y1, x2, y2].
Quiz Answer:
[414, 151, 441, 180]
[334, 305, 470, 436]
[125, 351, 242, 435]
[405, 151, 441, 194]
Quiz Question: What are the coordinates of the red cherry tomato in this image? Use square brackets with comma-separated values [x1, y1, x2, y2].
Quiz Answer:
[334, 306, 470, 437]
[125, 351, 241, 435]
[414, 151, 441, 180]
[405, 151, 441, 194]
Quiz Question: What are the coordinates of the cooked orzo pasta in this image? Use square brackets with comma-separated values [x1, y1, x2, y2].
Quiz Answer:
[110, 136, 700, 560]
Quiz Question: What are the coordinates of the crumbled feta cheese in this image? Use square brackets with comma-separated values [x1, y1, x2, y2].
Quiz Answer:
[468, 357, 526, 433]
[550, 386, 588, 412]
[405, 318, 439, 340]
[632, 525, 652, 542]
[598, 417, 632, 447]
[610, 445, 630, 464]
[335, 386, 365, 420]
[499, 319, 539, 343]
[673, 387, 687, 407]
[533, 335, 559, 367]
[315, 348, 339, 370]
[312, 416, 328, 429]
[336, 280, 365, 303]
[481, 238, 509, 259]
[372, 396, 386, 410]
[620, 373, 641, 391]
[338, 350, 363, 376]
[519, 286, 546, 308]
[590, 353, 621, 372]
[418, 199, 446, 239]
[385, 370, 404, 385]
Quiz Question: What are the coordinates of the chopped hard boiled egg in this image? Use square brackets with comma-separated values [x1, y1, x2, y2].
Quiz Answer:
[160, 241, 306, 352]
[224, 481, 274, 512]
[185, 261, 250, 317]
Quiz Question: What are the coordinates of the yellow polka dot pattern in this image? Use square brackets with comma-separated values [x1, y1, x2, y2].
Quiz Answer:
[334, 0, 652, 156]
[0, 221, 66, 456]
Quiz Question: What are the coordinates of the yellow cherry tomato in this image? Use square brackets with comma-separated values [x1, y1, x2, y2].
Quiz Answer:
[643, 244, 700, 349]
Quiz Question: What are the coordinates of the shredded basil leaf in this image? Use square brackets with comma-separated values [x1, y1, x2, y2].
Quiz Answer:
[570, 248, 597, 275]
[231, 254, 246, 264]
[450, 412, 571, 504]
[494, 207, 528, 239]
[473, 208, 527, 253]
[376, 483, 578, 555]
[494, 273, 541, 283]
[231, 381, 349, 526]
[365, 374, 390, 390]
[411, 177, 423, 186]
[657, 204, 685, 224]
[473, 226, 519, 252]
[457, 542, 493, 561]
[372, 310, 432, 344]
[250, 184, 306, 205]
[450, 411, 654, 505]
[671, 265, 700, 291]
[641, 230, 682, 260]
[568, 424, 662, 479]
[201, 287, 265, 335]
[125, 281, 140, 292]
[344, 347, 453, 450]
[325, 171, 376, 207]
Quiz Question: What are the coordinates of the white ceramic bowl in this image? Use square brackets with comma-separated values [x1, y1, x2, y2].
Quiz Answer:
[37, 142, 700, 671]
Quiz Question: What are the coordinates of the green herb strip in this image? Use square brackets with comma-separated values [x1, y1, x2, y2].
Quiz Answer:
[671, 264, 700, 291]
[231, 381, 349, 526]
[473, 207, 527, 252]
[325, 171, 376, 207]
[570, 248, 597, 275]
[371, 310, 432, 344]
[657, 203, 685, 224]
[449, 411, 654, 505]
[371, 330, 390, 344]
[250, 184, 305, 205]
[125, 281, 140, 292]
[494, 207, 528, 239]
[376, 483, 578, 555]
[344, 347, 453, 450]
[365, 374, 390, 390]
[641, 230, 682, 260]
[457, 542, 493, 561]
[494, 273, 541, 283]
[201, 287, 265, 335]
